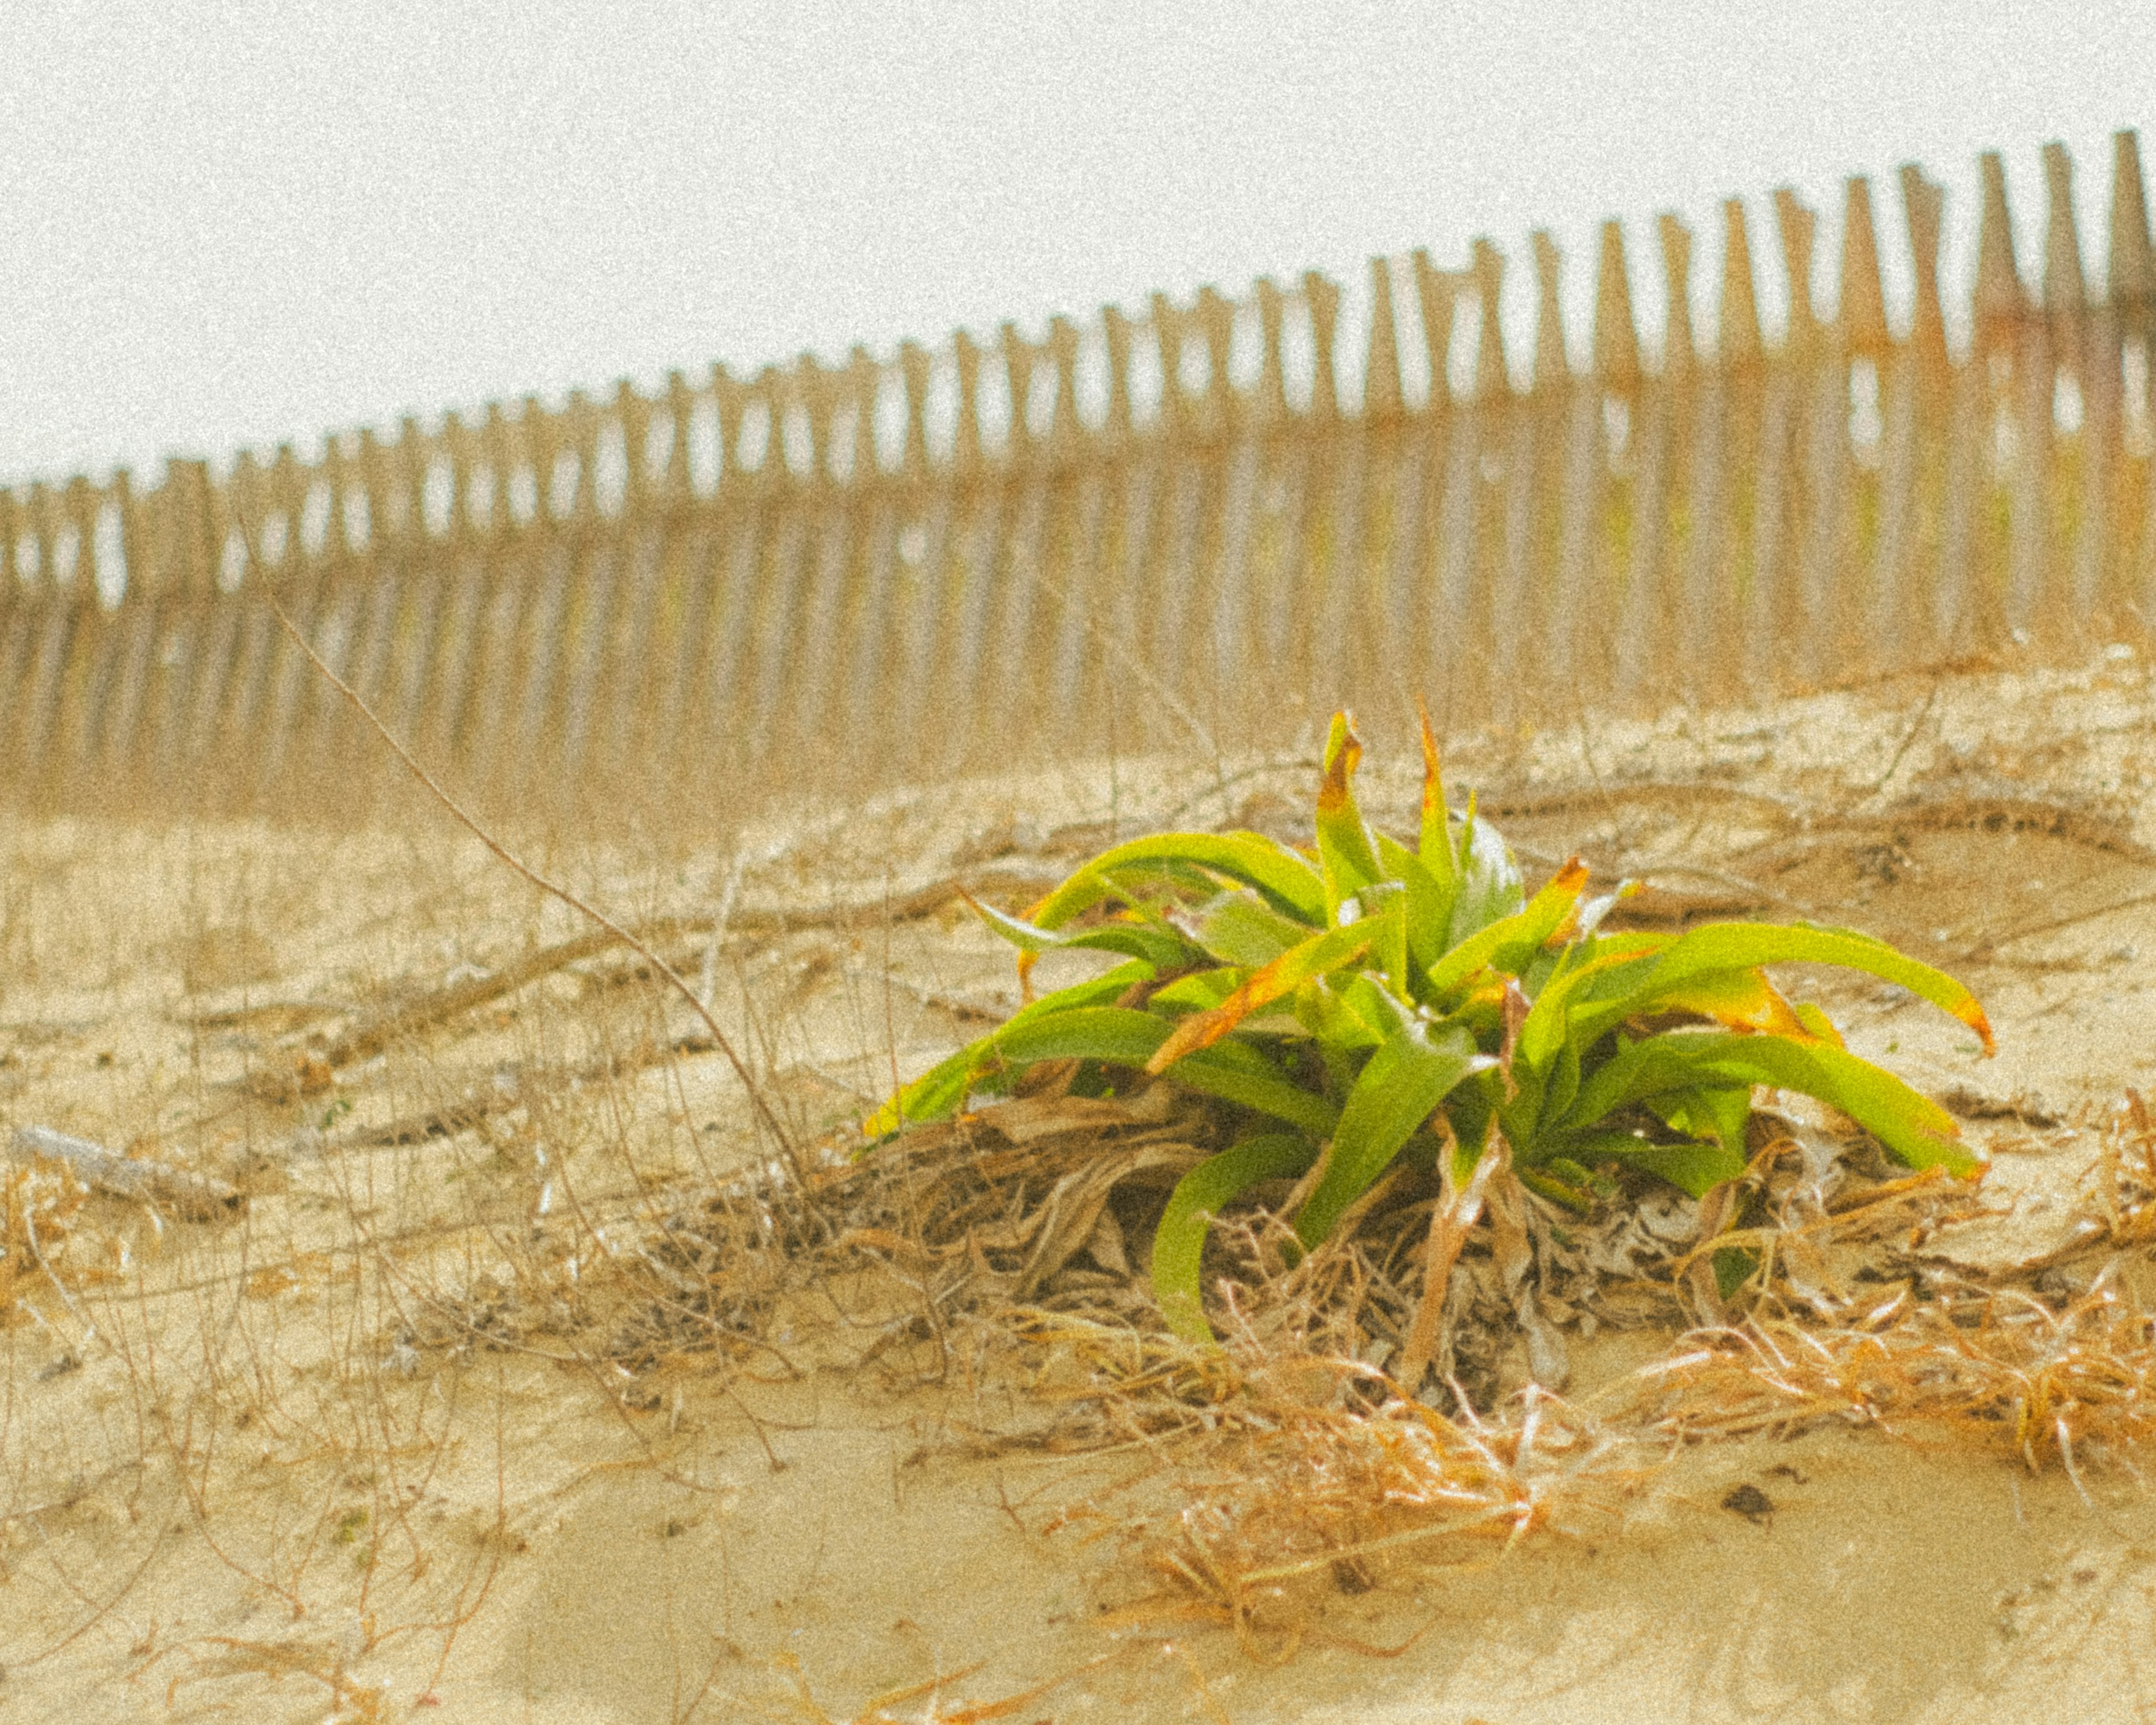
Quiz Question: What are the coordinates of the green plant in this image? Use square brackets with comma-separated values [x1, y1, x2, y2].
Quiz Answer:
[868, 710, 1993, 1341]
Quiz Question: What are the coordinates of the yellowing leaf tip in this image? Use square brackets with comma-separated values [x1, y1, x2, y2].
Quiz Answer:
[1543, 857, 1594, 943]
[1416, 697, 1441, 805]
[1319, 711, 1363, 811]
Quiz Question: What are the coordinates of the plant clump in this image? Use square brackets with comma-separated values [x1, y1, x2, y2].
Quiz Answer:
[869, 708, 1997, 1367]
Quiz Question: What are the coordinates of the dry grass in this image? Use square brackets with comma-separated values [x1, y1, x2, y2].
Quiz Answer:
[1631, 1285, 2156, 1477]
[1022, 1309, 1642, 1657]
[1, 659, 2155, 1712]
[1633, 1092, 2156, 1478]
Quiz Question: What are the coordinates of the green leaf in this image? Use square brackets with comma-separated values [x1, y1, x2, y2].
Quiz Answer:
[1153, 1133, 1315, 1341]
[1558, 1129, 1747, 1198]
[1514, 932, 1672, 1076]
[1026, 833, 1327, 932]
[1714, 1246, 1759, 1300]
[1542, 1033, 1583, 1135]
[1146, 912, 1389, 1070]
[862, 960, 1157, 1137]
[1653, 1084, 1755, 1158]
[1790, 999, 1837, 1039]
[991, 1005, 1334, 1135]
[1516, 1164, 1597, 1213]
[1560, 1030, 1974, 1178]
[1442, 1082, 1496, 1184]
[1721, 1034, 1976, 1176]
[1559, 1032, 1746, 1130]
[1337, 971, 1412, 1044]
[1194, 892, 1314, 968]
[1422, 859, 1591, 1000]
[995, 1005, 1172, 1067]
[1585, 921, 1994, 1055]
[1446, 792, 1524, 944]
[1351, 879, 1413, 995]
[964, 892, 1198, 973]
[1376, 833, 1458, 977]
[1294, 975, 1390, 1050]
[1315, 713, 1383, 915]
[862, 1044, 981, 1139]
[1148, 966, 1247, 1012]
[1172, 1039, 1342, 1136]
[1415, 699, 1457, 893]
[1295, 1022, 1491, 1247]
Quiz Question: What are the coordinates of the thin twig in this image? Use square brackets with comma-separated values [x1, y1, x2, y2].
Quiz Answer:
[20, 1203, 95, 1350]
[1022, 555, 1220, 763]
[1979, 889, 2156, 952]
[226, 510, 832, 1238]
[1857, 681, 1941, 802]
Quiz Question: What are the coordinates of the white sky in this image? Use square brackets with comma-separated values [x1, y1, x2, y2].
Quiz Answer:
[4, 1, 2147, 485]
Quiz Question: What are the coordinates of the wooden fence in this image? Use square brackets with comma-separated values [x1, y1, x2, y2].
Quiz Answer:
[4, 133, 2154, 825]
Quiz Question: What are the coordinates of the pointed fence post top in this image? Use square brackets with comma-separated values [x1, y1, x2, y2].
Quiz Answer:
[790, 353, 837, 479]
[1772, 187, 1819, 353]
[1364, 257, 1404, 421]
[1151, 291, 1188, 435]
[357, 424, 392, 540]
[1593, 218, 1643, 393]
[438, 408, 473, 534]
[664, 369, 693, 498]
[395, 412, 431, 537]
[1975, 149, 2027, 346]
[1410, 248, 1459, 410]
[1193, 286, 1237, 435]
[1253, 277, 1289, 427]
[1719, 198, 1763, 367]
[1101, 303, 1135, 446]
[1530, 230, 1571, 394]
[749, 369, 784, 482]
[951, 330, 983, 473]
[1470, 238, 1510, 401]
[999, 321, 1035, 457]
[897, 340, 931, 479]
[564, 387, 601, 517]
[1047, 314, 1083, 453]
[846, 343, 880, 480]
[614, 380, 650, 506]
[2109, 129, 2153, 336]
[1303, 270, 1341, 419]
[2041, 142, 2090, 340]
[1898, 164, 1950, 382]
[1656, 213, 1696, 382]
[62, 472, 99, 594]
[1839, 177, 1890, 358]
[710, 362, 746, 482]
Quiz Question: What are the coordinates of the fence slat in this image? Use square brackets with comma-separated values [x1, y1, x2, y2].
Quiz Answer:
[9, 135, 2156, 824]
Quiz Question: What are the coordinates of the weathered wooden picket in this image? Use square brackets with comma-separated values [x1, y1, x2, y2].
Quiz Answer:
[4, 134, 2153, 824]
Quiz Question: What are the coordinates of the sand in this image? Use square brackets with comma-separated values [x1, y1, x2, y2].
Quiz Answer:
[1, 652, 2154, 1721]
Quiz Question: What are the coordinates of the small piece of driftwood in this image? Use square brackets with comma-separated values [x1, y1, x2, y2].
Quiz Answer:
[10, 1126, 243, 1220]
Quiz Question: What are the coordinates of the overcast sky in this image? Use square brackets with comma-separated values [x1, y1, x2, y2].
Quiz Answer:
[4, 1, 2146, 485]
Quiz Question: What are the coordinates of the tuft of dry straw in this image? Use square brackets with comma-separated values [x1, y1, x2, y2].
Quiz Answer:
[1026, 1309, 1641, 1650]
[1630, 1095, 2156, 1480]
[1630, 1091, 2156, 1466]
[1633, 1281, 2156, 1476]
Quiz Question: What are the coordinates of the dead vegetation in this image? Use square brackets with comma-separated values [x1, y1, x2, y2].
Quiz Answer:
[0, 661, 2153, 1713]
[1633, 1092, 2156, 1476]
